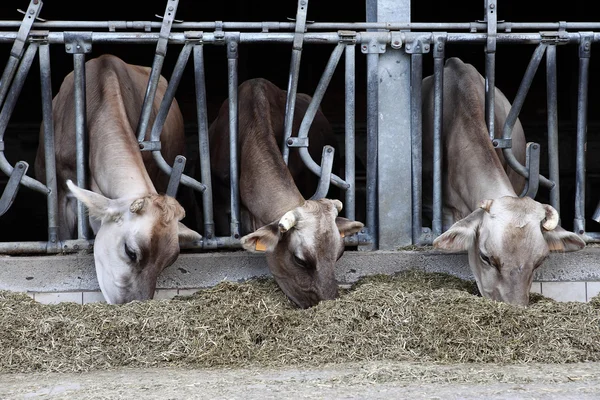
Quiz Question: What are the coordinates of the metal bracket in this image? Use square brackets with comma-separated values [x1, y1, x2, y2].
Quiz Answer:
[485, 0, 497, 53]
[579, 32, 593, 58]
[338, 30, 357, 44]
[519, 142, 541, 198]
[432, 33, 447, 58]
[64, 32, 92, 54]
[361, 39, 387, 54]
[286, 137, 309, 148]
[184, 31, 203, 44]
[492, 138, 512, 148]
[309, 146, 334, 200]
[10, 0, 42, 58]
[227, 37, 238, 59]
[0, 161, 28, 217]
[404, 37, 431, 54]
[139, 141, 162, 151]
[166, 155, 186, 197]
[540, 31, 569, 45]
[418, 227, 433, 245]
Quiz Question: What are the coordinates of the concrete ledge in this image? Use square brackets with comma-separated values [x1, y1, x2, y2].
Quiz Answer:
[0, 246, 599, 293]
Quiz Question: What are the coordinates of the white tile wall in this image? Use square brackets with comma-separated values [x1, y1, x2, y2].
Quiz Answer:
[586, 282, 600, 301]
[530, 282, 542, 294]
[83, 291, 107, 304]
[540, 282, 587, 302]
[35, 291, 83, 305]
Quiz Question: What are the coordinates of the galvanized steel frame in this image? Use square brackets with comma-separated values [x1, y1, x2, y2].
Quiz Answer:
[0, 0, 599, 255]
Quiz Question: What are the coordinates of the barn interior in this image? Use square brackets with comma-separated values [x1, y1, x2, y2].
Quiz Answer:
[0, 0, 598, 243]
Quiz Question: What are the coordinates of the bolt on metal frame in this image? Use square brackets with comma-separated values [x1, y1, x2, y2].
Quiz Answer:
[0, 0, 599, 255]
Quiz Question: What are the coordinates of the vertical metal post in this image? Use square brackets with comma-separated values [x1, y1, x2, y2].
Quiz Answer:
[39, 43, 59, 247]
[484, 0, 497, 140]
[344, 43, 356, 221]
[227, 38, 241, 239]
[545, 44, 560, 214]
[375, 0, 412, 249]
[574, 33, 592, 235]
[410, 53, 423, 244]
[194, 44, 215, 239]
[72, 52, 89, 239]
[282, 0, 309, 165]
[432, 35, 446, 238]
[366, 50, 379, 249]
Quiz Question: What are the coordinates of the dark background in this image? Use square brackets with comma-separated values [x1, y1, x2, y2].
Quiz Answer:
[0, 0, 598, 242]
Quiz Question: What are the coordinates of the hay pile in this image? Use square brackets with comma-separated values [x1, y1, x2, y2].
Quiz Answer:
[1, 271, 599, 373]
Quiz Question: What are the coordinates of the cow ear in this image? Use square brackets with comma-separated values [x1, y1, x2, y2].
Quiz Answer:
[240, 221, 280, 253]
[543, 226, 586, 252]
[178, 222, 202, 244]
[433, 209, 484, 251]
[66, 179, 120, 221]
[336, 217, 364, 238]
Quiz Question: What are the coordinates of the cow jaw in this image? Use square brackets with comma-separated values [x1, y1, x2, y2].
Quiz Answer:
[240, 199, 364, 308]
[434, 196, 585, 306]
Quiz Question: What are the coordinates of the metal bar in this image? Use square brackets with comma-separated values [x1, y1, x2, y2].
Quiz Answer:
[484, 0, 497, 140]
[432, 35, 445, 238]
[519, 142, 541, 198]
[309, 146, 335, 200]
[0, 0, 42, 109]
[227, 38, 240, 239]
[0, 42, 47, 194]
[72, 52, 89, 239]
[282, 0, 309, 165]
[39, 42, 59, 246]
[297, 43, 350, 189]
[136, 0, 179, 142]
[0, 161, 28, 217]
[545, 44, 560, 214]
[193, 44, 215, 239]
[344, 43, 356, 221]
[574, 33, 592, 235]
[500, 42, 554, 189]
[166, 155, 186, 197]
[366, 51, 378, 249]
[410, 53, 423, 244]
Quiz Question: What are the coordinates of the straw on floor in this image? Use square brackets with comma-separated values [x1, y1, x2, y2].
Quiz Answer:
[1, 270, 599, 373]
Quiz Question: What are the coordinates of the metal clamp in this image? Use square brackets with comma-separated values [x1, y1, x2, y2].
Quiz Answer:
[64, 32, 92, 54]
[492, 138, 512, 148]
[214, 20, 225, 43]
[519, 142, 541, 198]
[485, 0, 497, 53]
[404, 37, 431, 54]
[432, 33, 447, 58]
[156, 0, 179, 56]
[286, 137, 309, 148]
[540, 31, 569, 45]
[184, 31, 203, 44]
[139, 141, 162, 151]
[361, 39, 386, 54]
[390, 32, 403, 49]
[292, 0, 309, 50]
[579, 32, 593, 58]
[338, 30, 357, 44]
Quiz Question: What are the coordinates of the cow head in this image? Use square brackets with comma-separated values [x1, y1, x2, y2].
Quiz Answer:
[433, 196, 585, 306]
[240, 199, 364, 309]
[66, 180, 201, 304]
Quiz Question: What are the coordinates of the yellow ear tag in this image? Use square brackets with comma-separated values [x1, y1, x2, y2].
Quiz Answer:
[340, 232, 345, 238]
[255, 239, 267, 252]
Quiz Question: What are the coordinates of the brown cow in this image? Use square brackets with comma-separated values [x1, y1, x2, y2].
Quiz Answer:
[208, 78, 363, 308]
[423, 57, 585, 306]
[35, 54, 201, 304]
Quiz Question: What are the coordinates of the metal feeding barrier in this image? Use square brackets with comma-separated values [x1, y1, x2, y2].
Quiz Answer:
[0, 0, 599, 255]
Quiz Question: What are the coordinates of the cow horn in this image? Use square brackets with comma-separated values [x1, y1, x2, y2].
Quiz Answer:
[479, 199, 493, 213]
[278, 210, 298, 233]
[129, 198, 146, 214]
[542, 204, 559, 231]
[332, 199, 343, 214]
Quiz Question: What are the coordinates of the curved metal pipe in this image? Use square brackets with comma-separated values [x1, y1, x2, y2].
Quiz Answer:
[501, 42, 553, 189]
[296, 42, 350, 190]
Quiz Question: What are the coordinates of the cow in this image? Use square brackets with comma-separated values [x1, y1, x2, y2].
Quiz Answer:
[34, 54, 202, 304]
[207, 78, 364, 309]
[422, 57, 586, 306]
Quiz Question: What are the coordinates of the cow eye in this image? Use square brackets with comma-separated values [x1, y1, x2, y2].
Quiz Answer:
[479, 252, 491, 265]
[293, 254, 308, 268]
[124, 242, 137, 263]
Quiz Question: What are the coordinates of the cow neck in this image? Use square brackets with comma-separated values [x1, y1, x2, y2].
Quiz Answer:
[88, 124, 157, 199]
[239, 132, 305, 225]
[447, 124, 517, 214]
